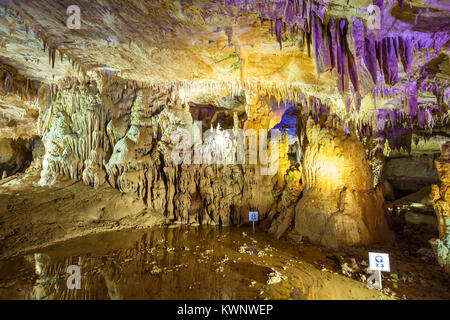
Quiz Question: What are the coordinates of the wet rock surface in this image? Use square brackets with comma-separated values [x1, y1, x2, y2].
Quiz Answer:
[0, 171, 163, 259]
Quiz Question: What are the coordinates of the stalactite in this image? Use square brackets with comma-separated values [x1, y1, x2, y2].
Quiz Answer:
[51, 46, 56, 69]
[312, 12, 331, 74]
[275, 19, 282, 50]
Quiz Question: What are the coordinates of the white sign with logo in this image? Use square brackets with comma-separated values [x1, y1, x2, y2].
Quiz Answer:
[367, 252, 390, 298]
[369, 252, 390, 272]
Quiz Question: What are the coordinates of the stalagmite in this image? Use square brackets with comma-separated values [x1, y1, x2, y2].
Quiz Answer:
[295, 118, 394, 247]
[0, 0, 449, 301]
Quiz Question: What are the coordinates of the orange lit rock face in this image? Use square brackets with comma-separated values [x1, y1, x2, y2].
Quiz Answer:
[295, 119, 394, 247]
[302, 123, 373, 192]
[244, 91, 273, 132]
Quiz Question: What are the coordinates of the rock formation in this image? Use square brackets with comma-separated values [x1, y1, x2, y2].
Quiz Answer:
[295, 119, 394, 247]
[268, 165, 303, 239]
[33, 80, 288, 227]
[0, 138, 33, 177]
[430, 142, 450, 274]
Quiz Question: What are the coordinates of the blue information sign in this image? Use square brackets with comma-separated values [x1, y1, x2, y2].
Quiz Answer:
[249, 211, 258, 222]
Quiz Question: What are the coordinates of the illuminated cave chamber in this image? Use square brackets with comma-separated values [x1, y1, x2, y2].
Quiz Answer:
[0, 0, 449, 276]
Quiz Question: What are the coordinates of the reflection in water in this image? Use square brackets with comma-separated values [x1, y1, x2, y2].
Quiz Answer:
[0, 226, 387, 300]
[1, 227, 270, 299]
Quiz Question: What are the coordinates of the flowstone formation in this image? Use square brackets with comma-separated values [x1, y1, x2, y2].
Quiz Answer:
[430, 142, 450, 274]
[268, 165, 304, 239]
[0, 138, 33, 179]
[295, 118, 394, 247]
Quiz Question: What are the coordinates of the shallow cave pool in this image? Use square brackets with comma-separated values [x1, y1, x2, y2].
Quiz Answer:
[0, 225, 395, 300]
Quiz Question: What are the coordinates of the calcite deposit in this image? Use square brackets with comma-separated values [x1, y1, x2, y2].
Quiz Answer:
[295, 119, 394, 247]
[0, 0, 449, 300]
[430, 142, 450, 274]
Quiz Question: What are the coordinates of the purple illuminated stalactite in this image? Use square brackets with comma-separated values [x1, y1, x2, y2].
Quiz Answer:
[352, 17, 365, 65]
[375, 40, 383, 80]
[348, 19, 361, 95]
[425, 107, 434, 130]
[337, 19, 351, 93]
[417, 108, 425, 128]
[388, 109, 396, 127]
[399, 36, 414, 73]
[285, 1, 295, 26]
[335, 21, 344, 92]
[378, 110, 388, 131]
[329, 19, 339, 80]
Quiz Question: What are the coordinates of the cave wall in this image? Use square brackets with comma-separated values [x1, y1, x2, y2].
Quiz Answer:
[0, 138, 34, 178]
[384, 155, 439, 196]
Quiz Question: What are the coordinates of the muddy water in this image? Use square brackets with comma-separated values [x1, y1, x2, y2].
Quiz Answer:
[0, 226, 387, 300]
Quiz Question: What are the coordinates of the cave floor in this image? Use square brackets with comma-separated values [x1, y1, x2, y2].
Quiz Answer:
[0, 224, 448, 300]
[0, 172, 449, 300]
